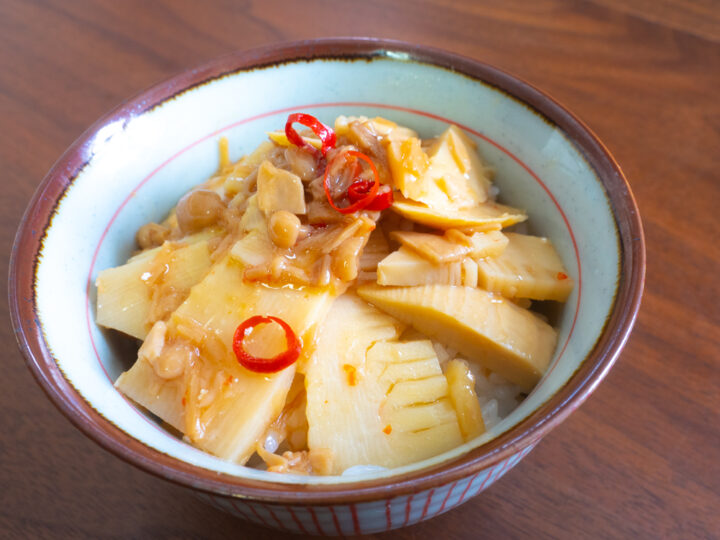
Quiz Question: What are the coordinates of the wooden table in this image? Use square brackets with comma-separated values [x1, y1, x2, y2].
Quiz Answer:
[2, 1, 718, 538]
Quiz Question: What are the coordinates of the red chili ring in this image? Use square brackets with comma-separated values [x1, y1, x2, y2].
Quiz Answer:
[232, 315, 302, 374]
[285, 113, 336, 158]
[323, 150, 380, 214]
[347, 179, 374, 203]
[348, 180, 394, 211]
[365, 186, 394, 211]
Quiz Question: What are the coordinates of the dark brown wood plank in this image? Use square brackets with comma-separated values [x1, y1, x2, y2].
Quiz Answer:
[587, 0, 720, 42]
[1, 0, 718, 538]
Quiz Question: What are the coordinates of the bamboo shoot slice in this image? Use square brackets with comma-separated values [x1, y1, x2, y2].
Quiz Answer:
[116, 249, 335, 464]
[306, 295, 463, 472]
[377, 247, 463, 286]
[96, 232, 219, 339]
[391, 229, 508, 264]
[476, 233, 574, 301]
[445, 359, 486, 440]
[256, 160, 306, 215]
[391, 197, 527, 231]
[386, 125, 493, 211]
[357, 284, 557, 391]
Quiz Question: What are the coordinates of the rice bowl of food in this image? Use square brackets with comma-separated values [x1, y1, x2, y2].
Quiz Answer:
[9, 38, 644, 534]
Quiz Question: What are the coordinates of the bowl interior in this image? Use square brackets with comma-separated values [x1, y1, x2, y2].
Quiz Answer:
[31, 53, 619, 485]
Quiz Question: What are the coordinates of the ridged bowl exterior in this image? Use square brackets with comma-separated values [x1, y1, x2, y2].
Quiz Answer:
[198, 445, 535, 535]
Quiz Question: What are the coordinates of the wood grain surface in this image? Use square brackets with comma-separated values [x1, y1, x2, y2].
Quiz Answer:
[1, 1, 718, 538]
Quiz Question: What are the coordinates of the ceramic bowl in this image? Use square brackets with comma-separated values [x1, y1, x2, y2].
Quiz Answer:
[9, 38, 644, 535]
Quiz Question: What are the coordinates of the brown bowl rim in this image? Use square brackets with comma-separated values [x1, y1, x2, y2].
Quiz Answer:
[8, 37, 645, 504]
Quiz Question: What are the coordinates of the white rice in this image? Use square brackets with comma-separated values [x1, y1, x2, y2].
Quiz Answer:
[341, 464, 389, 476]
[422, 336, 524, 429]
[458, 354, 523, 430]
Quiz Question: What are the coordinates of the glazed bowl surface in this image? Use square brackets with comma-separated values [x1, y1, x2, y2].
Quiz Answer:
[9, 38, 644, 535]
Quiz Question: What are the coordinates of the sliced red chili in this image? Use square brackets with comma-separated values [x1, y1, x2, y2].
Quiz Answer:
[285, 113, 336, 158]
[347, 180, 373, 203]
[347, 180, 393, 211]
[232, 315, 302, 373]
[366, 189, 393, 211]
[365, 185, 394, 211]
[323, 150, 379, 214]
